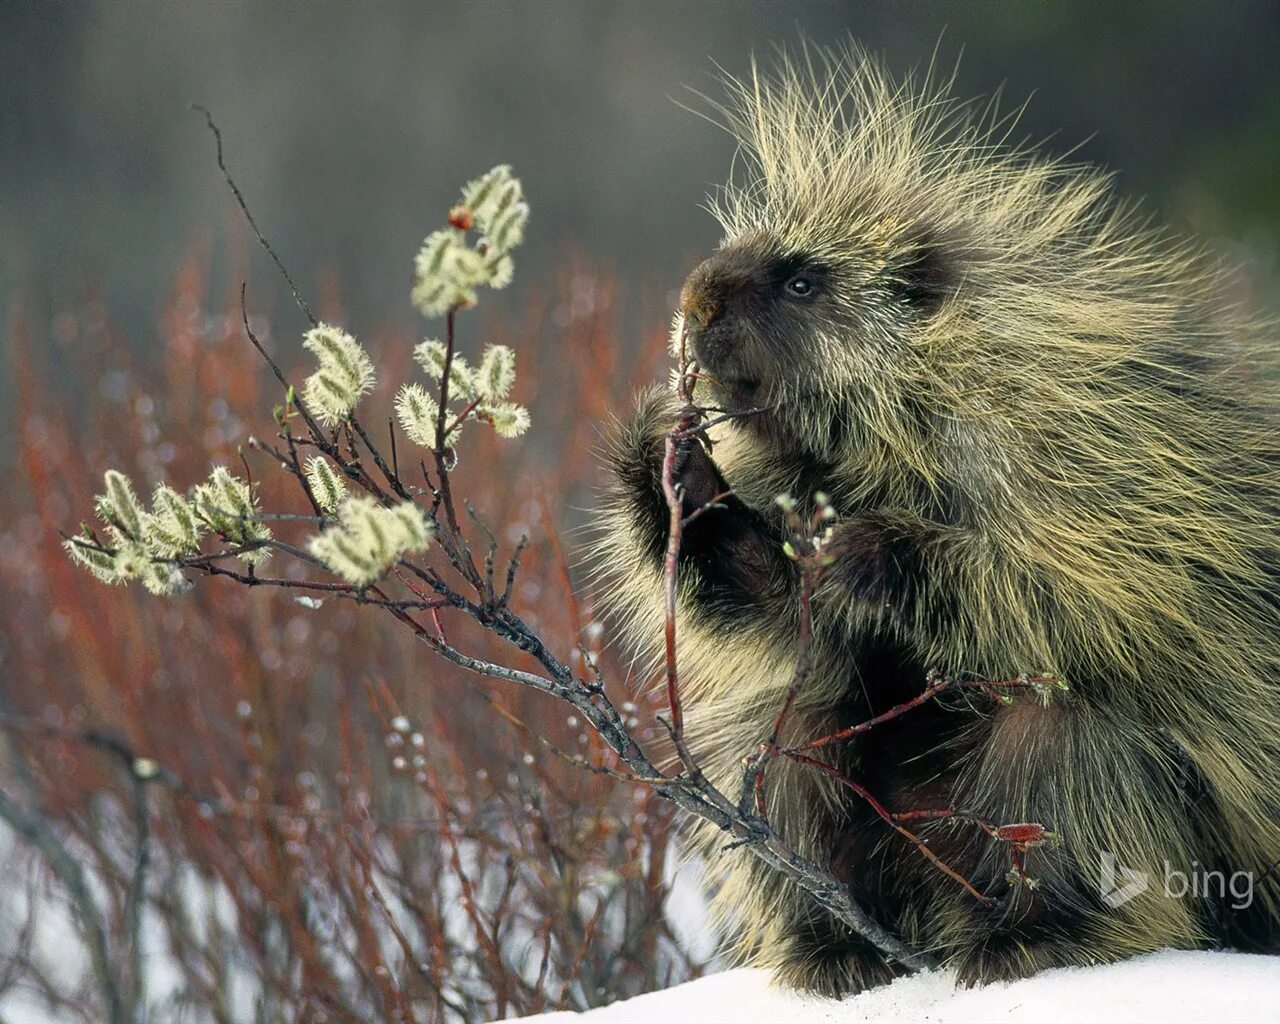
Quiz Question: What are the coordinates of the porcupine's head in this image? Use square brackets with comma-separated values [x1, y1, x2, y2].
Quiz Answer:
[676, 46, 976, 474]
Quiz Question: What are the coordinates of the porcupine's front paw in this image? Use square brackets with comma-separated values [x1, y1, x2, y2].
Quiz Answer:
[607, 387, 677, 494]
[609, 386, 726, 511]
[775, 927, 905, 998]
[670, 429, 726, 512]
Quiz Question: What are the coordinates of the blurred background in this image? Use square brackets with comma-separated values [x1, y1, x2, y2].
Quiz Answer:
[1, 3, 1279, 1023]
[4, 0, 1280, 365]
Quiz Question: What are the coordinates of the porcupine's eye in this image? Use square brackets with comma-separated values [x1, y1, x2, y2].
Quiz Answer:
[784, 274, 815, 298]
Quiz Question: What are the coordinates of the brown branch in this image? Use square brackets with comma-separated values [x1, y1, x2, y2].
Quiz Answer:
[349, 414, 414, 502]
[238, 286, 327, 442]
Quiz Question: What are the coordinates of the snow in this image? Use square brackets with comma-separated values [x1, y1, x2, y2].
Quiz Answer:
[508, 950, 1280, 1024]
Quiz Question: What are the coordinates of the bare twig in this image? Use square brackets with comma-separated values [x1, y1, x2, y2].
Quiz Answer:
[194, 105, 317, 328]
[785, 673, 1064, 754]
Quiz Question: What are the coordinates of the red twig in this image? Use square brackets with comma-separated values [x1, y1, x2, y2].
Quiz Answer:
[785, 751, 995, 904]
[657, 322, 713, 742]
[784, 673, 1063, 754]
[660, 433, 686, 739]
[444, 397, 481, 438]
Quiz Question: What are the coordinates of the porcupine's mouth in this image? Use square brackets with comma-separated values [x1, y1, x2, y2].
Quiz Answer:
[708, 374, 763, 411]
[687, 326, 765, 411]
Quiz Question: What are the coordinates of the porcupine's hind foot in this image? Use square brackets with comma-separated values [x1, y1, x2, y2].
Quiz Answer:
[774, 914, 907, 998]
[948, 878, 1205, 986]
[951, 927, 1118, 986]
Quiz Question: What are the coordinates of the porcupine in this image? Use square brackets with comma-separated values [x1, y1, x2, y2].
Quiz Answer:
[594, 44, 1280, 995]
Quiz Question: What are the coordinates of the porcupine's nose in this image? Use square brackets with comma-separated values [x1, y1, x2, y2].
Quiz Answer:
[679, 261, 722, 330]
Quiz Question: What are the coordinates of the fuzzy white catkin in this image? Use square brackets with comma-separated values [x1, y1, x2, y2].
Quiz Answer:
[487, 254, 514, 290]
[394, 340, 524, 442]
[70, 470, 198, 589]
[482, 197, 529, 254]
[67, 467, 257, 590]
[141, 561, 188, 597]
[462, 166, 529, 255]
[476, 345, 516, 401]
[301, 323, 375, 426]
[485, 402, 531, 438]
[97, 469, 145, 542]
[144, 484, 203, 557]
[63, 534, 123, 584]
[402, 167, 532, 439]
[303, 456, 347, 514]
[411, 166, 528, 317]
[413, 340, 476, 399]
[461, 165, 516, 225]
[307, 496, 435, 587]
[190, 466, 272, 565]
[411, 229, 486, 316]
[70, 470, 179, 588]
[111, 540, 151, 581]
[399, 341, 529, 444]
[395, 383, 442, 446]
[68, 165, 534, 595]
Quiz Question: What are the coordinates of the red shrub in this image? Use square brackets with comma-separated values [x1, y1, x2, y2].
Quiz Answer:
[0, 251, 708, 1023]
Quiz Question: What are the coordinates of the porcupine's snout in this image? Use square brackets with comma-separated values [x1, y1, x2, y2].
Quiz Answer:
[679, 254, 765, 402]
[679, 260, 723, 331]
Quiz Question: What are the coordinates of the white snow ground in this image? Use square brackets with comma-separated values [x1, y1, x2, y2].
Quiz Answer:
[509, 950, 1280, 1024]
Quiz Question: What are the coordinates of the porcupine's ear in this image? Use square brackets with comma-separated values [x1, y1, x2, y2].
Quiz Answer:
[889, 231, 953, 315]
